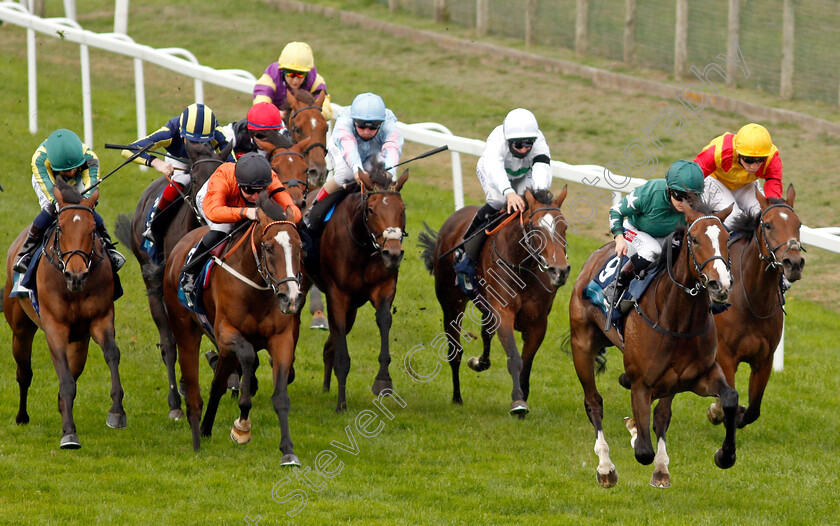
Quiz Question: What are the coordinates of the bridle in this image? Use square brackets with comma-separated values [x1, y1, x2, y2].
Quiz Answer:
[757, 203, 804, 272]
[667, 215, 731, 297]
[269, 148, 309, 195]
[288, 105, 328, 157]
[346, 187, 407, 254]
[251, 219, 302, 295]
[45, 204, 103, 275]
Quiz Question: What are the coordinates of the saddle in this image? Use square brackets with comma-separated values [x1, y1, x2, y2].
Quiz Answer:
[583, 254, 661, 336]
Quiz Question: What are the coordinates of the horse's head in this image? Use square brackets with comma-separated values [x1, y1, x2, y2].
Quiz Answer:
[286, 88, 328, 187]
[269, 138, 311, 211]
[186, 140, 231, 197]
[756, 184, 805, 283]
[522, 186, 571, 289]
[255, 193, 304, 314]
[683, 204, 734, 304]
[51, 178, 99, 292]
[358, 165, 409, 271]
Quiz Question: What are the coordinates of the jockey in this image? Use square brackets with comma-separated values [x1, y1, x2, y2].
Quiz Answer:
[694, 123, 783, 229]
[303, 92, 403, 237]
[220, 102, 293, 160]
[453, 108, 553, 294]
[121, 103, 232, 242]
[608, 160, 705, 306]
[252, 41, 333, 121]
[14, 129, 125, 273]
[179, 152, 302, 301]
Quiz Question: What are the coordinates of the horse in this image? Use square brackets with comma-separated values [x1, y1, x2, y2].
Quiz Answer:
[4, 179, 126, 449]
[268, 136, 313, 211]
[418, 188, 570, 415]
[161, 193, 303, 460]
[115, 140, 233, 420]
[707, 184, 804, 429]
[285, 88, 329, 188]
[568, 203, 737, 488]
[305, 163, 409, 412]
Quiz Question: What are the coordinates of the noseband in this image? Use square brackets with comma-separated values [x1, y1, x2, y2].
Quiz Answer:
[668, 215, 730, 296]
[250, 220, 301, 295]
[270, 149, 310, 195]
[46, 204, 101, 275]
[355, 188, 406, 254]
[758, 203, 805, 271]
[288, 105, 328, 156]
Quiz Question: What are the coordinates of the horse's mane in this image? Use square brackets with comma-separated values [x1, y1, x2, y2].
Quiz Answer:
[291, 89, 316, 106]
[729, 197, 787, 241]
[531, 189, 554, 205]
[367, 160, 393, 189]
[690, 200, 716, 216]
[257, 191, 290, 221]
[56, 178, 82, 204]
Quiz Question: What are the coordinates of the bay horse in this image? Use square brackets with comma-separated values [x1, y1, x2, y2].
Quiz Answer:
[4, 179, 126, 449]
[418, 188, 570, 415]
[568, 203, 737, 488]
[268, 137, 313, 212]
[162, 193, 303, 461]
[707, 184, 804, 428]
[306, 163, 409, 412]
[285, 88, 329, 188]
[116, 140, 233, 420]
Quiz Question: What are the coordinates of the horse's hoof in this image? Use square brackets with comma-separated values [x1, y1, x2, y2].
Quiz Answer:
[597, 470, 618, 488]
[228, 373, 240, 392]
[281, 453, 301, 466]
[707, 403, 724, 425]
[452, 395, 463, 405]
[335, 401, 347, 413]
[467, 356, 490, 372]
[15, 412, 29, 425]
[106, 412, 127, 429]
[714, 448, 736, 469]
[310, 315, 329, 330]
[509, 400, 529, 416]
[60, 434, 82, 449]
[231, 418, 252, 445]
[372, 379, 393, 395]
[650, 471, 670, 489]
[169, 409, 185, 421]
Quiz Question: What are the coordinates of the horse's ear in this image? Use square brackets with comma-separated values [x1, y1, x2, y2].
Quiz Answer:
[284, 205, 295, 221]
[683, 205, 701, 225]
[554, 184, 568, 207]
[358, 171, 375, 191]
[82, 188, 99, 209]
[52, 181, 66, 207]
[218, 141, 234, 162]
[523, 188, 536, 207]
[394, 169, 409, 192]
[287, 87, 299, 106]
[755, 186, 768, 210]
[715, 203, 735, 223]
[785, 183, 796, 207]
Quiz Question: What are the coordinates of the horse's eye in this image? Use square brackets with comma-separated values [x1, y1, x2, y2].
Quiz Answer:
[690, 235, 698, 244]
[367, 207, 375, 216]
[764, 223, 772, 230]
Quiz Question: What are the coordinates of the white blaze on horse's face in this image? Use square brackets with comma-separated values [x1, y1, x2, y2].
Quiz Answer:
[73, 214, 82, 223]
[273, 230, 300, 300]
[382, 227, 402, 241]
[704, 224, 731, 290]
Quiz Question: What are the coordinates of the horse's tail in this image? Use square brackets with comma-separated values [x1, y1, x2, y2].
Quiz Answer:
[560, 330, 608, 375]
[417, 222, 439, 275]
[115, 213, 133, 249]
[141, 262, 165, 299]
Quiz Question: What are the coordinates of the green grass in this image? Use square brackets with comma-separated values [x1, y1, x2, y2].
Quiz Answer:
[1, 1, 839, 524]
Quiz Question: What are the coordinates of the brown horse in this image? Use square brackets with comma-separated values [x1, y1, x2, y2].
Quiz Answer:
[268, 137, 313, 211]
[707, 185, 804, 428]
[285, 88, 329, 187]
[4, 179, 125, 449]
[306, 164, 409, 412]
[569, 204, 737, 488]
[418, 188, 570, 415]
[162, 193, 303, 460]
[116, 140, 232, 420]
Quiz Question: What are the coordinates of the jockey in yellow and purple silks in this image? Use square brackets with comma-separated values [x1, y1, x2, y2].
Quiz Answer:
[14, 129, 125, 273]
[694, 123, 783, 229]
[121, 103, 233, 241]
[252, 42, 333, 121]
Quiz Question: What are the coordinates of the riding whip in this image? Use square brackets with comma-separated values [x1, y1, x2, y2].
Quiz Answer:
[603, 254, 626, 332]
[105, 143, 190, 166]
[384, 145, 449, 171]
[180, 220, 253, 273]
[437, 210, 512, 260]
[83, 142, 154, 194]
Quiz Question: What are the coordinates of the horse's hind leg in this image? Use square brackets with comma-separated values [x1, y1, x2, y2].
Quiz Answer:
[441, 302, 467, 405]
[91, 315, 126, 429]
[269, 331, 300, 466]
[200, 349, 238, 438]
[322, 335, 334, 392]
[143, 266, 183, 420]
[650, 396, 673, 488]
[468, 307, 493, 373]
[10, 316, 37, 425]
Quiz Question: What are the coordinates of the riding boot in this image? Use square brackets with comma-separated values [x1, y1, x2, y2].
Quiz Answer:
[304, 187, 349, 238]
[454, 203, 497, 294]
[180, 230, 226, 304]
[610, 254, 651, 309]
[96, 223, 126, 271]
[144, 181, 185, 241]
[13, 224, 46, 273]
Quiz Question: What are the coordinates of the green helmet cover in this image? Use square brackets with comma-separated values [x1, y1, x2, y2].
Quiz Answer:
[665, 160, 704, 194]
[45, 129, 86, 171]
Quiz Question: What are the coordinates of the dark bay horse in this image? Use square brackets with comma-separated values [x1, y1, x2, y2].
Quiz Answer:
[116, 140, 232, 420]
[4, 179, 125, 449]
[285, 88, 329, 188]
[162, 194, 303, 461]
[569, 204, 737, 488]
[418, 188, 570, 416]
[707, 184, 804, 428]
[268, 137, 312, 211]
[306, 165, 409, 412]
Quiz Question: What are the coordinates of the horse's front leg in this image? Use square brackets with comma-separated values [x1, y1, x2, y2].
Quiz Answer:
[90, 314, 126, 429]
[268, 330, 300, 466]
[494, 310, 527, 415]
[519, 318, 548, 402]
[650, 396, 673, 488]
[43, 320, 81, 449]
[216, 325, 258, 445]
[325, 290, 355, 412]
[629, 383, 655, 465]
[371, 284, 397, 395]
[740, 358, 773, 428]
[693, 364, 738, 469]
[200, 346, 238, 438]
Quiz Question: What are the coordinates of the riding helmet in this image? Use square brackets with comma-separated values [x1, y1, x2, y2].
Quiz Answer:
[733, 123, 772, 158]
[278, 42, 314, 74]
[350, 93, 386, 124]
[247, 102, 284, 131]
[503, 108, 540, 141]
[665, 160, 705, 195]
[235, 152, 274, 187]
[45, 129, 87, 172]
[179, 103, 218, 142]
